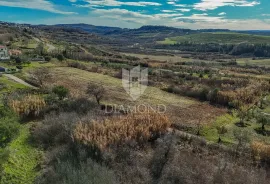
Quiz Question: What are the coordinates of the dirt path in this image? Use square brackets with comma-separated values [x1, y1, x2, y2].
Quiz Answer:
[32, 36, 56, 52]
[46, 42, 56, 52]
[3, 74, 37, 89]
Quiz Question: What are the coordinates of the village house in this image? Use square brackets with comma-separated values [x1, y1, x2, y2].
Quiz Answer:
[9, 49, 22, 56]
[0, 45, 10, 60]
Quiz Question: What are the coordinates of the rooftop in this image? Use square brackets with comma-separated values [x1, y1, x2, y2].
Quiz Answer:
[0, 45, 7, 49]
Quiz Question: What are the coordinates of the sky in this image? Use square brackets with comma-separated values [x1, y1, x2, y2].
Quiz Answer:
[0, 0, 270, 30]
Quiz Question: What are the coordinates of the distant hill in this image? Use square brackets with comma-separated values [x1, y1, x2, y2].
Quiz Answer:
[51, 24, 270, 40]
[54, 24, 194, 35]
[55, 24, 125, 35]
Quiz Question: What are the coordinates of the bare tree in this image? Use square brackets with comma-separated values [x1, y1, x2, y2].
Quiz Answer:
[29, 67, 51, 87]
[86, 83, 105, 105]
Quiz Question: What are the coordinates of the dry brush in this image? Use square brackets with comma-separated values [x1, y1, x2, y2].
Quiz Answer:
[73, 111, 171, 150]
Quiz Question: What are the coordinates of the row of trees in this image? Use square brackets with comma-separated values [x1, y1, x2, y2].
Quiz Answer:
[156, 43, 270, 57]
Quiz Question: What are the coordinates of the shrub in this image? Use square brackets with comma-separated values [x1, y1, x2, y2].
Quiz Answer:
[67, 61, 88, 71]
[251, 141, 270, 162]
[31, 112, 79, 149]
[16, 65, 23, 70]
[208, 88, 220, 103]
[44, 56, 52, 62]
[36, 158, 117, 184]
[52, 86, 69, 100]
[74, 111, 171, 150]
[57, 54, 64, 61]
[64, 98, 97, 114]
[0, 107, 19, 148]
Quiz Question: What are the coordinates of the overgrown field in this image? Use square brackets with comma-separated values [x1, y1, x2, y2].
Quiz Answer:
[237, 58, 270, 67]
[123, 53, 193, 63]
[48, 67, 226, 124]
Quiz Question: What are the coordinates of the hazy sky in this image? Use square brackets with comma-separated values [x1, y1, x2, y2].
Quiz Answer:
[0, 0, 269, 30]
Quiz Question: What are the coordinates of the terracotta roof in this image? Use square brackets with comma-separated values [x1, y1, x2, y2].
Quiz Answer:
[9, 49, 22, 55]
[0, 45, 7, 49]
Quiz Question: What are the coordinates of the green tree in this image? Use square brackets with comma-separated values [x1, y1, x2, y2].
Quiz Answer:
[57, 54, 64, 61]
[236, 106, 251, 127]
[256, 113, 270, 131]
[216, 126, 228, 143]
[44, 56, 52, 62]
[52, 86, 69, 100]
[208, 88, 219, 103]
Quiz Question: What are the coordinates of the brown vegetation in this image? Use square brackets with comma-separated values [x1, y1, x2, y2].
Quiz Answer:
[74, 111, 171, 150]
[9, 94, 46, 117]
[28, 67, 51, 87]
[251, 141, 270, 161]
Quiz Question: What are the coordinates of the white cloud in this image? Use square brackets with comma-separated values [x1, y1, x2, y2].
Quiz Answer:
[81, 0, 162, 7]
[161, 10, 176, 13]
[8, 0, 269, 30]
[37, 14, 270, 30]
[167, 0, 177, 5]
[0, 0, 76, 14]
[173, 13, 225, 23]
[218, 12, 226, 15]
[169, 19, 270, 30]
[91, 8, 182, 24]
[176, 8, 191, 12]
[194, 0, 260, 11]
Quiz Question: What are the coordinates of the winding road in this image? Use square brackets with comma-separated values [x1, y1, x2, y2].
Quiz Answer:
[3, 74, 37, 89]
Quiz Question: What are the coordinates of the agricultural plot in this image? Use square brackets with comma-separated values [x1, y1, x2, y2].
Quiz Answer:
[123, 53, 193, 63]
[48, 67, 226, 125]
[237, 58, 270, 67]
[12, 39, 38, 50]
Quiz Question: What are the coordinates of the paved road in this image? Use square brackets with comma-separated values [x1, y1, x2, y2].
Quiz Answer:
[3, 74, 37, 89]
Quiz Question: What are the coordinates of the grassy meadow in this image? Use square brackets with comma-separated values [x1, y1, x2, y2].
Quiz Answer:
[1, 125, 41, 184]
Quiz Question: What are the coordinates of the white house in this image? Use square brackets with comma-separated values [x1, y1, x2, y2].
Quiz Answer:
[0, 45, 10, 60]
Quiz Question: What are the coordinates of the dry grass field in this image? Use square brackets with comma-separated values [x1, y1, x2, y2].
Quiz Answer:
[48, 67, 226, 125]
[237, 58, 270, 67]
[123, 53, 193, 63]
